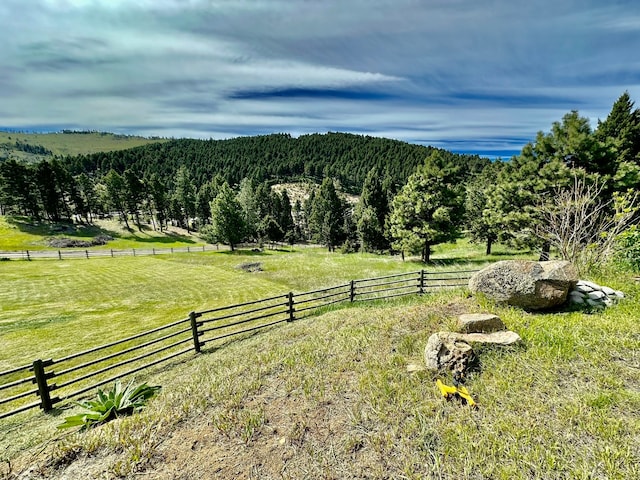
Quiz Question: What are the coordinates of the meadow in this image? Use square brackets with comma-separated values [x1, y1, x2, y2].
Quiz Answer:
[0, 132, 166, 160]
[1, 218, 638, 479]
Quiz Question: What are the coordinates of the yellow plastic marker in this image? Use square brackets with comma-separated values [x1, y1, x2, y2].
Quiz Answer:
[436, 379, 477, 407]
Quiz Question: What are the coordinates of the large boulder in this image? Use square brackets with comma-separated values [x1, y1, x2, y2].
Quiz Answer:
[469, 260, 578, 310]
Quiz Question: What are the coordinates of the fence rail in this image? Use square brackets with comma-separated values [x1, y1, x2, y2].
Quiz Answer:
[0, 245, 220, 261]
[0, 268, 477, 420]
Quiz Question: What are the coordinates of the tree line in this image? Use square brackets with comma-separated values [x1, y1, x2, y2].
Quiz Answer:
[1, 92, 639, 262]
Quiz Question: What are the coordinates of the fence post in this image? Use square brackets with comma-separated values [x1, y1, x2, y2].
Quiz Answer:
[26, 250, 30, 261]
[32, 359, 53, 412]
[350, 280, 356, 302]
[111, 249, 114, 258]
[189, 311, 202, 353]
[287, 292, 295, 322]
[187, 246, 190, 253]
[133, 248, 136, 257]
[58, 250, 62, 260]
[85, 250, 89, 259]
[419, 269, 425, 294]
[153, 248, 155, 255]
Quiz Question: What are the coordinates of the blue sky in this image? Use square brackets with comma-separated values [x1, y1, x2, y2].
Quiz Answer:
[1, 0, 640, 158]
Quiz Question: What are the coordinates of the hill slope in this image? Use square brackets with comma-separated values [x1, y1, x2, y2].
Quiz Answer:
[0, 131, 167, 162]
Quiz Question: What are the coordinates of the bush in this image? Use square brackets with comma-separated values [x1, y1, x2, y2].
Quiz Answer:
[58, 379, 161, 431]
[615, 225, 640, 272]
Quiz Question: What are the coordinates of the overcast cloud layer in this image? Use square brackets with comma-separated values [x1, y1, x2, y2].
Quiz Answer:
[2, 0, 640, 157]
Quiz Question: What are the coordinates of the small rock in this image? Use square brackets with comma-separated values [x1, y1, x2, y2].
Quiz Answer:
[603, 298, 614, 307]
[569, 294, 585, 304]
[578, 280, 600, 290]
[424, 332, 476, 371]
[601, 286, 616, 296]
[587, 290, 606, 300]
[456, 331, 521, 346]
[457, 313, 506, 333]
[575, 284, 594, 294]
[614, 290, 624, 298]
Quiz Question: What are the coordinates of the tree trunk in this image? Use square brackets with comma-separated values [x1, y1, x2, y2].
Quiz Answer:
[486, 236, 493, 256]
[423, 241, 431, 263]
[539, 241, 550, 261]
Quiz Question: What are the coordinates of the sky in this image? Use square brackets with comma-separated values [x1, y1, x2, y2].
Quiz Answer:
[1, 0, 640, 158]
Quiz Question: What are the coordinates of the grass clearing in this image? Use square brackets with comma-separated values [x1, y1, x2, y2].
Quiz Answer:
[0, 132, 166, 159]
[0, 216, 203, 252]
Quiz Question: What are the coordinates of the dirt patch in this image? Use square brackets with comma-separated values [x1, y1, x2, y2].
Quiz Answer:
[237, 262, 263, 273]
[46, 235, 112, 248]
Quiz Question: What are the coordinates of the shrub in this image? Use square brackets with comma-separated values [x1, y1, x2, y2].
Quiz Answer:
[615, 225, 640, 272]
[58, 380, 161, 431]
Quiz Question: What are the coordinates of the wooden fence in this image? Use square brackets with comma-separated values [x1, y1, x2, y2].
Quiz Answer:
[0, 268, 476, 420]
[0, 245, 220, 261]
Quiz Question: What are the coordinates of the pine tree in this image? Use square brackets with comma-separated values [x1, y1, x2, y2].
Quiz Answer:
[389, 152, 464, 262]
[210, 182, 246, 251]
[356, 167, 390, 252]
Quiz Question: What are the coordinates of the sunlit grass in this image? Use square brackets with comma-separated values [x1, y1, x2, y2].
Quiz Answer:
[0, 131, 165, 157]
[4, 283, 638, 479]
[2, 217, 638, 478]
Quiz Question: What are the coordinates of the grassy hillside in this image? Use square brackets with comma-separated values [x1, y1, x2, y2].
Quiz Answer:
[1, 221, 637, 478]
[0, 131, 167, 161]
[2, 274, 638, 479]
[0, 216, 203, 251]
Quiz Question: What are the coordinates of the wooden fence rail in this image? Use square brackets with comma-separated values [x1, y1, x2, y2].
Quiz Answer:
[0, 268, 477, 420]
[0, 245, 220, 261]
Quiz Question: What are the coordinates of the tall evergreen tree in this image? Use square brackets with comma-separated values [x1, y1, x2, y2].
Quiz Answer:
[596, 92, 640, 190]
[389, 152, 464, 262]
[210, 182, 246, 251]
[308, 178, 347, 251]
[356, 167, 390, 252]
[174, 166, 196, 232]
[123, 169, 145, 230]
[104, 169, 130, 229]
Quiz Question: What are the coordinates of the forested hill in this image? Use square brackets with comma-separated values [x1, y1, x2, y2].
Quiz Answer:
[64, 132, 489, 193]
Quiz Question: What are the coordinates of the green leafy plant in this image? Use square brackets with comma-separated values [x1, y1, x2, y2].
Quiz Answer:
[58, 379, 161, 431]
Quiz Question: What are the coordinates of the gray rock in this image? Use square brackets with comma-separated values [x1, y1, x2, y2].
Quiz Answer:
[569, 293, 585, 304]
[575, 284, 594, 293]
[424, 332, 475, 371]
[457, 313, 506, 333]
[587, 290, 607, 300]
[586, 298, 602, 307]
[578, 280, 600, 290]
[601, 286, 616, 296]
[614, 290, 625, 298]
[469, 260, 578, 310]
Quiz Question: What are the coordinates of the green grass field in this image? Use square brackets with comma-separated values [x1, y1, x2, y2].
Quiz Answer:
[0, 216, 203, 252]
[1, 217, 638, 479]
[0, 131, 166, 161]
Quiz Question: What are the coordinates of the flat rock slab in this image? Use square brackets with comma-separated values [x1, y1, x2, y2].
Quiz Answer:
[456, 331, 521, 345]
[457, 313, 505, 333]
